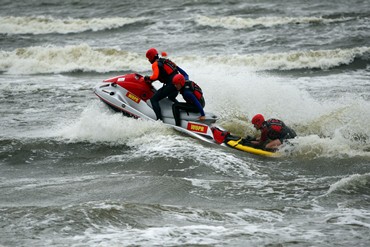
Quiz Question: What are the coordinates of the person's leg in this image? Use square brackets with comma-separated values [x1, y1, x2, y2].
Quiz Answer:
[172, 102, 199, 126]
[150, 87, 166, 120]
[150, 84, 179, 120]
[177, 102, 198, 112]
[166, 83, 178, 102]
[172, 102, 182, 126]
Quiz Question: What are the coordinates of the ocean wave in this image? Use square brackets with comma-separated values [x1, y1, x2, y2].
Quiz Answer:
[327, 173, 370, 195]
[0, 15, 144, 35]
[0, 44, 146, 74]
[1, 44, 369, 74]
[181, 47, 370, 71]
[195, 15, 352, 30]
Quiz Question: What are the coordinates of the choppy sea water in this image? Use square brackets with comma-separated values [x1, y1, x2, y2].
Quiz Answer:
[1, 0, 370, 246]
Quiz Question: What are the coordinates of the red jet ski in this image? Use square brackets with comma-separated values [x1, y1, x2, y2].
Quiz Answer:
[93, 73, 218, 142]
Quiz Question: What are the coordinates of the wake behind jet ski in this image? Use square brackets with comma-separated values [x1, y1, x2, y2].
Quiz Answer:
[93, 73, 218, 142]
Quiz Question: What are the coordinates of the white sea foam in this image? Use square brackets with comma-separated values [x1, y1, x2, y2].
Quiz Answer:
[0, 16, 143, 35]
[72, 224, 228, 246]
[111, 134, 259, 177]
[65, 209, 324, 247]
[55, 102, 168, 144]
[324, 207, 370, 229]
[6, 175, 101, 191]
[280, 135, 363, 159]
[184, 59, 369, 123]
[196, 15, 352, 29]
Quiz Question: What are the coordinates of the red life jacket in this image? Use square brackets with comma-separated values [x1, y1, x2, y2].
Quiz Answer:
[181, 80, 205, 107]
[265, 119, 285, 139]
[157, 58, 178, 83]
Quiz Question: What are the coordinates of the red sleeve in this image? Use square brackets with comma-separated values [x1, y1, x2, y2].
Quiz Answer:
[149, 61, 160, 81]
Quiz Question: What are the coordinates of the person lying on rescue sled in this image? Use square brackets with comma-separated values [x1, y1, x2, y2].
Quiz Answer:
[249, 114, 297, 151]
[171, 74, 205, 126]
[144, 48, 189, 121]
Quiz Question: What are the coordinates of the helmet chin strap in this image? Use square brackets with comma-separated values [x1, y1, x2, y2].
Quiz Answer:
[150, 55, 159, 64]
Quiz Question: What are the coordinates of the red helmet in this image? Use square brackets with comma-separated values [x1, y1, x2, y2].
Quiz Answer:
[251, 114, 265, 128]
[172, 74, 186, 87]
[146, 48, 158, 62]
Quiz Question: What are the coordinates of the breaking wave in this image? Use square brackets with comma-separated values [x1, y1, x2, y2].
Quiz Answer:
[0, 44, 145, 74]
[327, 173, 370, 195]
[1, 44, 369, 74]
[0, 15, 144, 35]
[195, 15, 353, 30]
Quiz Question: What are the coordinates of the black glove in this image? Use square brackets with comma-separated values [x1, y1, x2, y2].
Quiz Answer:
[240, 136, 257, 146]
[245, 135, 256, 141]
[144, 76, 151, 83]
